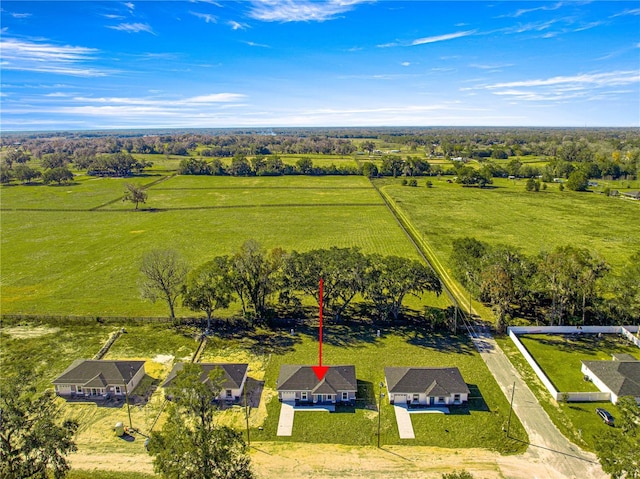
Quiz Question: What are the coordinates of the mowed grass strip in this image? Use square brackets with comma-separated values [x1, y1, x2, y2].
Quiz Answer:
[517, 334, 640, 392]
[231, 327, 528, 453]
[1, 176, 420, 317]
[377, 177, 640, 273]
[108, 175, 383, 210]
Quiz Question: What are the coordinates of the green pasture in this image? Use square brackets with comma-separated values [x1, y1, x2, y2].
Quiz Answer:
[0, 174, 164, 210]
[377, 176, 640, 273]
[242, 326, 526, 453]
[496, 334, 638, 451]
[1, 175, 428, 317]
[518, 334, 640, 392]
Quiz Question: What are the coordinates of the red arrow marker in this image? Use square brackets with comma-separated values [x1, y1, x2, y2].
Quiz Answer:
[312, 278, 329, 381]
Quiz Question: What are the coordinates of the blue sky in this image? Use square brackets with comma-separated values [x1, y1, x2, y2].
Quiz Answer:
[1, 1, 639, 130]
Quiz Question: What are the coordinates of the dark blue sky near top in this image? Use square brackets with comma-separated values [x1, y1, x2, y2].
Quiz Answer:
[1, 1, 639, 130]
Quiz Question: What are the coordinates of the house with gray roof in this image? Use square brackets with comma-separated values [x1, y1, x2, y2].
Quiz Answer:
[276, 365, 357, 405]
[53, 359, 146, 398]
[162, 363, 249, 402]
[385, 367, 470, 407]
[581, 355, 640, 404]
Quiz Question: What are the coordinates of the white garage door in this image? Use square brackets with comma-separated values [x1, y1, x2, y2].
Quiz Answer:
[281, 391, 296, 402]
[393, 394, 407, 403]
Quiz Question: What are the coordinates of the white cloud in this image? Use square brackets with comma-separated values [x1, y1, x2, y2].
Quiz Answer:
[228, 20, 249, 30]
[501, 2, 564, 18]
[610, 8, 640, 18]
[0, 38, 106, 77]
[411, 30, 476, 45]
[401, 62, 411, 67]
[469, 70, 640, 103]
[247, 0, 368, 23]
[190, 11, 217, 23]
[102, 14, 125, 19]
[124, 2, 135, 11]
[244, 41, 270, 48]
[10, 12, 32, 19]
[107, 23, 155, 34]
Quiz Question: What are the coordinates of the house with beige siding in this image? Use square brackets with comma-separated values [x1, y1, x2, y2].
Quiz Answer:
[53, 359, 146, 398]
[277, 365, 357, 405]
[162, 363, 249, 402]
[385, 367, 470, 407]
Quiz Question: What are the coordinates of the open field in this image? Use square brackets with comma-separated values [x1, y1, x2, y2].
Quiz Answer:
[496, 333, 639, 452]
[1, 175, 431, 317]
[377, 176, 640, 274]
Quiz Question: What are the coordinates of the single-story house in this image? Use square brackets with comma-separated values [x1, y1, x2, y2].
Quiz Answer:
[162, 363, 249, 401]
[581, 354, 640, 404]
[385, 367, 470, 406]
[53, 359, 146, 398]
[277, 365, 357, 405]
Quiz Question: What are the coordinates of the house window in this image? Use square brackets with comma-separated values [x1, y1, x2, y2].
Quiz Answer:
[454, 394, 460, 402]
[342, 392, 348, 401]
[115, 386, 121, 394]
[226, 389, 232, 399]
[301, 392, 308, 401]
[413, 394, 419, 402]
[438, 397, 445, 403]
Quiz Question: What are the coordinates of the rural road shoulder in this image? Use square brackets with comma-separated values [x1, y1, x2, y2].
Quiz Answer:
[471, 327, 606, 479]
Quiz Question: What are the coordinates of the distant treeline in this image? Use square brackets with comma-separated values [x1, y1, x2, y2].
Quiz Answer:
[1, 128, 638, 185]
[450, 238, 640, 329]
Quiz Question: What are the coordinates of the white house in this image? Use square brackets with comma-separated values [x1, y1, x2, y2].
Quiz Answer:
[162, 363, 249, 401]
[277, 365, 357, 405]
[581, 354, 640, 404]
[385, 367, 470, 406]
[53, 359, 146, 398]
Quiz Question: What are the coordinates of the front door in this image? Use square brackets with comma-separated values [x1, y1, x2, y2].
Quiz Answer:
[429, 396, 435, 406]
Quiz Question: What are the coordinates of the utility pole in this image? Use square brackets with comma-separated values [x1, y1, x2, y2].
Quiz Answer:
[377, 382, 385, 448]
[244, 369, 250, 447]
[506, 381, 515, 437]
[124, 382, 133, 430]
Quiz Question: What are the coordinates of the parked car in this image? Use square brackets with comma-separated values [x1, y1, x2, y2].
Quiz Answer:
[596, 407, 615, 426]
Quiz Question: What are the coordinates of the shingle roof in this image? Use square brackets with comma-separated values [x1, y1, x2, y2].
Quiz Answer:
[277, 365, 357, 392]
[53, 360, 145, 386]
[582, 358, 640, 397]
[385, 367, 470, 395]
[162, 363, 248, 390]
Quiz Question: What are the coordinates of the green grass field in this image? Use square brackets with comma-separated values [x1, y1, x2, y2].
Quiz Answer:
[377, 176, 640, 274]
[1, 175, 427, 317]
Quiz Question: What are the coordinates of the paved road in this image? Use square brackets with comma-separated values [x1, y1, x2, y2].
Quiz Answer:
[470, 327, 606, 479]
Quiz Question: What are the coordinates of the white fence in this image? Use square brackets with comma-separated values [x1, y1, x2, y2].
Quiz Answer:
[507, 325, 639, 403]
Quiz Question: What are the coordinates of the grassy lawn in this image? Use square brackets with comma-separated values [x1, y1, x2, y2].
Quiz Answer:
[496, 334, 639, 451]
[518, 334, 640, 392]
[1, 175, 432, 317]
[220, 325, 528, 454]
[377, 176, 640, 275]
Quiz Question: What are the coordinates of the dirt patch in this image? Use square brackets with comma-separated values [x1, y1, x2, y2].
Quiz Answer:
[70, 453, 154, 474]
[2, 325, 60, 339]
[152, 354, 174, 364]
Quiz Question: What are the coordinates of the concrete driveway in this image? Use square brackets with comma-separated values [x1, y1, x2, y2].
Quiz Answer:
[392, 404, 415, 439]
[277, 402, 295, 436]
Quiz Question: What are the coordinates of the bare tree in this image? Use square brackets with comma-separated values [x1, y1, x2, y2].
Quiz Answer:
[123, 183, 147, 210]
[140, 249, 188, 320]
